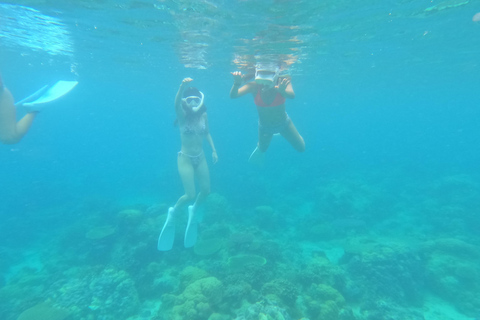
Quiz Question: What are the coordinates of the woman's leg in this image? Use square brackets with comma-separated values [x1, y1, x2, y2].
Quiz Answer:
[193, 155, 210, 209]
[258, 127, 274, 152]
[158, 152, 197, 251]
[174, 152, 197, 210]
[281, 119, 305, 152]
[0, 88, 36, 144]
[248, 125, 273, 164]
[184, 154, 209, 248]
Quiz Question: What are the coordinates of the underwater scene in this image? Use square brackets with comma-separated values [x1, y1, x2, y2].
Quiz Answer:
[1, 0, 480, 319]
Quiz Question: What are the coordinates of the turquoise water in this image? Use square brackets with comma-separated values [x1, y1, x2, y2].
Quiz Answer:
[1, 1, 480, 319]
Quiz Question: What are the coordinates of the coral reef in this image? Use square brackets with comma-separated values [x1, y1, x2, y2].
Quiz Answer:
[228, 231, 259, 253]
[261, 279, 299, 307]
[223, 280, 253, 308]
[235, 298, 292, 320]
[295, 255, 346, 290]
[253, 205, 282, 231]
[204, 193, 232, 224]
[358, 299, 425, 320]
[116, 208, 144, 227]
[303, 283, 346, 320]
[85, 225, 116, 240]
[346, 242, 425, 307]
[179, 266, 210, 288]
[0, 267, 51, 320]
[313, 178, 380, 220]
[17, 302, 70, 320]
[3, 171, 480, 320]
[160, 276, 224, 320]
[422, 238, 480, 316]
[47, 266, 140, 320]
[194, 238, 224, 256]
[228, 254, 267, 272]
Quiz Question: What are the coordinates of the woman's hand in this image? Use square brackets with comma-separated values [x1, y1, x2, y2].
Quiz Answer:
[231, 71, 243, 86]
[181, 77, 193, 87]
[276, 77, 290, 93]
[212, 150, 218, 164]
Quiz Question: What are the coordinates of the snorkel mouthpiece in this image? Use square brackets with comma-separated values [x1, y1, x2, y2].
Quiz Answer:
[255, 64, 279, 87]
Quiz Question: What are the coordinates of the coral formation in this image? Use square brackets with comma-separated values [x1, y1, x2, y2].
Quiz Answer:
[261, 279, 299, 307]
[3, 171, 480, 320]
[422, 238, 480, 316]
[160, 276, 224, 320]
[47, 266, 140, 320]
[0, 267, 51, 320]
[228, 254, 267, 272]
[253, 206, 278, 228]
[85, 225, 116, 240]
[179, 266, 210, 288]
[117, 208, 144, 226]
[303, 283, 345, 320]
[223, 280, 253, 308]
[346, 242, 425, 306]
[295, 255, 346, 290]
[359, 299, 425, 320]
[204, 193, 232, 223]
[235, 298, 292, 320]
[194, 238, 224, 256]
[17, 302, 70, 320]
[228, 231, 258, 253]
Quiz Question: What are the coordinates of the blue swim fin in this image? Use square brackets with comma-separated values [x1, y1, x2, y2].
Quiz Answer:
[184, 205, 198, 248]
[248, 146, 265, 166]
[157, 207, 176, 251]
[15, 80, 78, 111]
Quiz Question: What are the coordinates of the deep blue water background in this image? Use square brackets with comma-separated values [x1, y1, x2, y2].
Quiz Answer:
[1, 0, 480, 270]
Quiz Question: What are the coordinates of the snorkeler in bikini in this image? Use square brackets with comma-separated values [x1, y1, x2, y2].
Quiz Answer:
[230, 64, 305, 162]
[157, 77, 218, 251]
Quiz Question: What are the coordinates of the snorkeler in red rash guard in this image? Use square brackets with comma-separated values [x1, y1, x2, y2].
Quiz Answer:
[0, 73, 38, 144]
[230, 63, 305, 163]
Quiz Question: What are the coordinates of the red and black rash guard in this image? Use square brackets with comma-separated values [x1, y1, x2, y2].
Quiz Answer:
[254, 88, 286, 107]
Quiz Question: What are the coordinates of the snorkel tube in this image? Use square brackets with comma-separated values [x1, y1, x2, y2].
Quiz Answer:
[182, 87, 206, 115]
[191, 91, 204, 112]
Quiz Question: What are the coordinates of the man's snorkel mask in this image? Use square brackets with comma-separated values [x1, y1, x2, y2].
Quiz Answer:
[254, 64, 279, 87]
[182, 87, 205, 112]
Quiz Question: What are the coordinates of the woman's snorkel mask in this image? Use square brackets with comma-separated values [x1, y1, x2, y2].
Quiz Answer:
[254, 65, 279, 87]
[182, 87, 205, 112]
